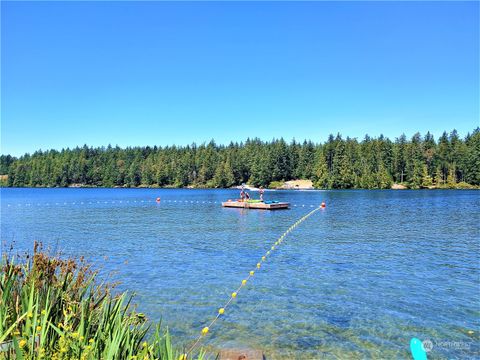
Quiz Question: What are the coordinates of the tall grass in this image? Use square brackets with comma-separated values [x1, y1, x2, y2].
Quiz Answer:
[0, 243, 204, 360]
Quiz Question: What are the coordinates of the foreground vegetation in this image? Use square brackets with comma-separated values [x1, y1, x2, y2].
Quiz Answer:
[1, 128, 479, 189]
[0, 244, 203, 360]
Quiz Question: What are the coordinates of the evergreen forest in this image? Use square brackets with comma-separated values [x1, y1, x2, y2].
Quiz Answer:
[1, 129, 479, 189]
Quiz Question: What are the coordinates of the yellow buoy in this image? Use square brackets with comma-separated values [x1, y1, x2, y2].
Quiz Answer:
[201, 327, 209, 336]
[218, 308, 225, 315]
[242, 279, 247, 285]
[250, 270, 255, 276]
[231, 292, 237, 298]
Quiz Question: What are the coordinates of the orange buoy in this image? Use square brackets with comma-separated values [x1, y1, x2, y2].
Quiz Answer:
[321, 201, 326, 208]
[156, 197, 161, 202]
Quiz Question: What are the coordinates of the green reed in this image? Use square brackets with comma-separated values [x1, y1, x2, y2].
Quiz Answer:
[0, 243, 204, 360]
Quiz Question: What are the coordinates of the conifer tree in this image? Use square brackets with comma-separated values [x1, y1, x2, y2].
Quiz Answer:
[313, 150, 328, 189]
[465, 128, 480, 185]
[421, 164, 433, 188]
[447, 166, 457, 188]
[435, 166, 444, 187]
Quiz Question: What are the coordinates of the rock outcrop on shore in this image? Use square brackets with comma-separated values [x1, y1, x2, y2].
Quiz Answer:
[391, 183, 408, 190]
[279, 179, 314, 190]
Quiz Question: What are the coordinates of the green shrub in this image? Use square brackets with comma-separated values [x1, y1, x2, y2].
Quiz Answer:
[454, 182, 478, 189]
[268, 181, 284, 189]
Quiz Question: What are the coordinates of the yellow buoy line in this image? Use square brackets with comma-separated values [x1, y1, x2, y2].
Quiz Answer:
[184, 205, 324, 358]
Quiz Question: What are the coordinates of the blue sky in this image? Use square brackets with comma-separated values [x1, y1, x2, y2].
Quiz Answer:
[1, 1, 478, 156]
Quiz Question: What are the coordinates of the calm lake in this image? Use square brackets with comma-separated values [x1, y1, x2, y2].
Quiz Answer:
[1, 188, 479, 359]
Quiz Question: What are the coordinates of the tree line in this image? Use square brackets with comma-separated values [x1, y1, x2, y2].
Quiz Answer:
[1, 128, 479, 189]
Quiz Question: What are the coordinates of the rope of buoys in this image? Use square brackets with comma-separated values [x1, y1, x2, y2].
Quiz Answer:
[183, 204, 325, 359]
[4, 199, 322, 208]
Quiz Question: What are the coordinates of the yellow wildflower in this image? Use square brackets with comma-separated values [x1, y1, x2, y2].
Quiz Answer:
[89, 338, 94, 344]
[36, 325, 42, 332]
[19, 339, 27, 348]
[27, 312, 33, 318]
[142, 341, 147, 347]
[41, 309, 46, 315]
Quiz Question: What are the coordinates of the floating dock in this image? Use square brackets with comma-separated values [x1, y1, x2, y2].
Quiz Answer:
[222, 200, 289, 210]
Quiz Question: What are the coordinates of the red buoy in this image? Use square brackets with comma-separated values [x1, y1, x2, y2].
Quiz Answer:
[156, 197, 161, 202]
[321, 201, 326, 208]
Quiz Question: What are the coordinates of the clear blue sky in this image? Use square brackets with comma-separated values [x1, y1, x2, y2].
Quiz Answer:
[1, 1, 478, 156]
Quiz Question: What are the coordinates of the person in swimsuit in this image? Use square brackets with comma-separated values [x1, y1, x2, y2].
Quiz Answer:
[240, 184, 246, 201]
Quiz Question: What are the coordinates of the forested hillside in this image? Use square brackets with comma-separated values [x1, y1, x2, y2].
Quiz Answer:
[1, 129, 479, 189]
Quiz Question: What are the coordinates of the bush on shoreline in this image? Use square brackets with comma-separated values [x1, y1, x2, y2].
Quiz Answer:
[0, 243, 203, 360]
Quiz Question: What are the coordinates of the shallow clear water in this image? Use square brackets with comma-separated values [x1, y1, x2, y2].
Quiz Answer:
[1, 188, 479, 359]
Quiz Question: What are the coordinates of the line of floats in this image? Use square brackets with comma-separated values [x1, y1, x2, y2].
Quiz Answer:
[5, 198, 326, 210]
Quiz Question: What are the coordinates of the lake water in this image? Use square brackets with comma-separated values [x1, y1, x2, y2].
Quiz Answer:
[1, 188, 479, 359]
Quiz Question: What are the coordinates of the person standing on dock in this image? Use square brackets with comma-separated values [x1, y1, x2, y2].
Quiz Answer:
[240, 185, 246, 201]
[259, 187, 265, 201]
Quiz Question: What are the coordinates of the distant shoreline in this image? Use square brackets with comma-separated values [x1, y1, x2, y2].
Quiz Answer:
[1, 183, 478, 190]
[2, 129, 479, 191]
